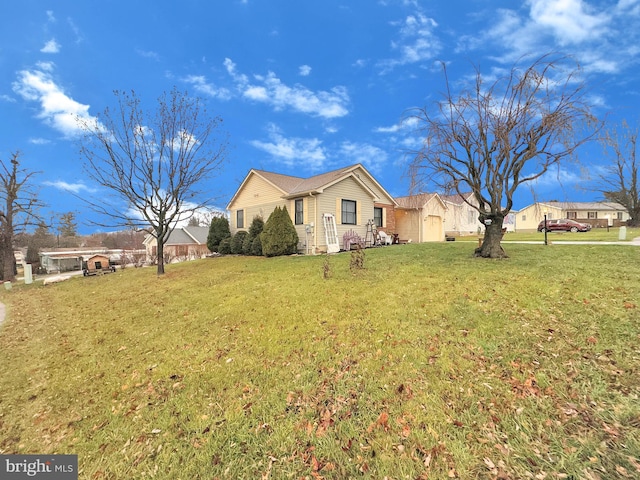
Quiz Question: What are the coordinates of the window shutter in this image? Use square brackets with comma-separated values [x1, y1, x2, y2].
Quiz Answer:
[336, 198, 341, 223]
[382, 207, 386, 228]
[303, 198, 308, 224]
[357, 201, 361, 225]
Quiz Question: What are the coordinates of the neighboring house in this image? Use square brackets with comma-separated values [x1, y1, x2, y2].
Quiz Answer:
[441, 192, 484, 235]
[38, 248, 140, 273]
[227, 164, 397, 254]
[516, 201, 630, 231]
[39, 252, 84, 274]
[143, 226, 211, 263]
[394, 193, 447, 243]
[441, 192, 517, 235]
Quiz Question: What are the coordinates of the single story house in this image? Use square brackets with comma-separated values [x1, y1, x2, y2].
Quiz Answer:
[441, 192, 518, 235]
[39, 252, 83, 274]
[227, 164, 398, 254]
[394, 193, 447, 243]
[143, 226, 211, 263]
[516, 201, 629, 231]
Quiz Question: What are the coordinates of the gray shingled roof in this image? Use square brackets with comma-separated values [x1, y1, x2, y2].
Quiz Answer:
[544, 201, 626, 211]
[166, 226, 209, 245]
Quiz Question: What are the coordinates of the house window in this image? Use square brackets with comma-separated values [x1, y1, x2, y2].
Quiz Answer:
[341, 200, 357, 225]
[618, 212, 623, 220]
[521, 214, 526, 222]
[567, 211, 577, 219]
[588, 212, 597, 219]
[374, 207, 383, 227]
[295, 199, 304, 225]
[237, 209, 244, 228]
[467, 210, 476, 224]
[94, 261, 102, 270]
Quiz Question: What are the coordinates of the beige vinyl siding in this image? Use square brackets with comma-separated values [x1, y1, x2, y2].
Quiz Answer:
[228, 174, 287, 234]
[395, 209, 420, 242]
[516, 204, 563, 231]
[351, 166, 392, 204]
[228, 174, 285, 209]
[316, 178, 373, 248]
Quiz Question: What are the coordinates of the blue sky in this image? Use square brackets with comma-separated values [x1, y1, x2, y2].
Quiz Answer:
[1, 0, 639, 233]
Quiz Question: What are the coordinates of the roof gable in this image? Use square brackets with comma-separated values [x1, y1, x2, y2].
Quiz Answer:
[228, 163, 397, 208]
[395, 192, 446, 210]
[157, 226, 210, 246]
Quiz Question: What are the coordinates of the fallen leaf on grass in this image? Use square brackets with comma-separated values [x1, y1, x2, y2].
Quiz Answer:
[628, 456, 640, 471]
[615, 465, 630, 477]
[484, 457, 497, 474]
[367, 411, 389, 433]
[623, 302, 636, 309]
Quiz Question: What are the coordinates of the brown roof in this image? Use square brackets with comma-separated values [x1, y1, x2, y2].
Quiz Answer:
[395, 193, 437, 208]
[255, 170, 305, 193]
[440, 192, 474, 205]
[254, 164, 360, 196]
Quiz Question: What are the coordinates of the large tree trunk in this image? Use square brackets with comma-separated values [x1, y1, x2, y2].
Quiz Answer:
[0, 234, 15, 282]
[475, 215, 508, 259]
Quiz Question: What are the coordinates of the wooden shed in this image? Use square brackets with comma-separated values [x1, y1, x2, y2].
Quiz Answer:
[83, 254, 115, 276]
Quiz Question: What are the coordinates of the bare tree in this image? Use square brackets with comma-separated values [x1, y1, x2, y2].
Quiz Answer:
[0, 152, 43, 281]
[77, 88, 228, 274]
[409, 54, 598, 258]
[592, 119, 639, 226]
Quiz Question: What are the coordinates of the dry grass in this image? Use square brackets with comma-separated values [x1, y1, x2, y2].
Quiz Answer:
[1, 243, 639, 479]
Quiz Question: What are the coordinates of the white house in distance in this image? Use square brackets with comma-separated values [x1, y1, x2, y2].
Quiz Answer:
[516, 201, 630, 231]
[440, 192, 516, 235]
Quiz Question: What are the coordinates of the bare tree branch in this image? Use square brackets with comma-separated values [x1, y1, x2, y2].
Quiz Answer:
[77, 88, 229, 274]
[0, 152, 45, 281]
[589, 119, 639, 226]
[408, 54, 600, 258]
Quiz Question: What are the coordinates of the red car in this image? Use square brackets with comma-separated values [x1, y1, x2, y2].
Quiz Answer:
[537, 219, 592, 233]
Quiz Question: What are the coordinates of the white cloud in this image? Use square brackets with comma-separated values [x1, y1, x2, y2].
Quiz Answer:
[43, 180, 97, 194]
[136, 49, 160, 61]
[532, 167, 585, 189]
[224, 58, 349, 118]
[183, 75, 232, 100]
[29, 137, 51, 145]
[12, 63, 97, 138]
[250, 124, 326, 169]
[528, 0, 610, 45]
[378, 12, 441, 71]
[375, 116, 418, 133]
[462, 1, 639, 74]
[41, 39, 60, 54]
[299, 65, 312, 76]
[338, 142, 388, 174]
[46, 10, 56, 22]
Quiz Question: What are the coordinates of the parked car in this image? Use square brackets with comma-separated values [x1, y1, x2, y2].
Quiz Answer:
[537, 219, 592, 233]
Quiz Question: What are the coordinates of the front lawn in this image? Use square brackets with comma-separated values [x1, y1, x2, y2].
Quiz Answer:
[1, 243, 639, 479]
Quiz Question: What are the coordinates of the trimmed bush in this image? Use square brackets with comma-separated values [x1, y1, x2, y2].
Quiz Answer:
[261, 206, 299, 257]
[250, 235, 263, 256]
[218, 237, 232, 254]
[207, 216, 231, 252]
[243, 216, 265, 255]
[231, 231, 248, 254]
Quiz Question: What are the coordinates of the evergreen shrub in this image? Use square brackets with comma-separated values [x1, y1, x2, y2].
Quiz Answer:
[207, 216, 231, 252]
[261, 206, 299, 257]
